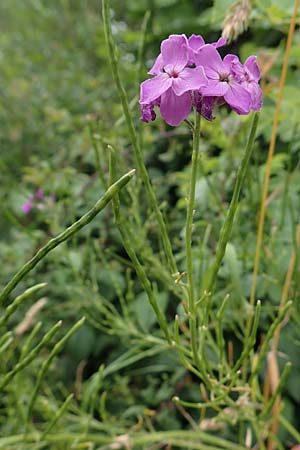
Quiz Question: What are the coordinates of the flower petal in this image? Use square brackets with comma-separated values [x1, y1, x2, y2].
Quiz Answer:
[244, 81, 263, 111]
[148, 53, 163, 75]
[172, 66, 207, 96]
[188, 34, 205, 64]
[228, 58, 245, 82]
[245, 55, 261, 81]
[223, 53, 240, 71]
[188, 34, 205, 51]
[195, 44, 225, 79]
[200, 80, 228, 97]
[224, 82, 251, 114]
[212, 37, 227, 48]
[140, 73, 172, 104]
[161, 34, 188, 73]
[160, 88, 192, 126]
[140, 103, 157, 123]
[193, 92, 215, 121]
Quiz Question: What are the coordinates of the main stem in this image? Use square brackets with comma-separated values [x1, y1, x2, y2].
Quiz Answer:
[186, 112, 201, 368]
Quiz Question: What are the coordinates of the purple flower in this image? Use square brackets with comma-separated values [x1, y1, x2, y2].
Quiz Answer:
[21, 198, 34, 214]
[140, 34, 262, 126]
[140, 34, 207, 126]
[195, 45, 252, 115]
[229, 55, 262, 111]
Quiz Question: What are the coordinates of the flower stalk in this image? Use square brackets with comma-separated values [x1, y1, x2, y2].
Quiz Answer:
[185, 112, 202, 369]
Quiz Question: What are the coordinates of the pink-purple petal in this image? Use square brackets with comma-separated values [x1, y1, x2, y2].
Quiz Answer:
[200, 80, 228, 97]
[188, 34, 205, 51]
[193, 92, 215, 121]
[223, 53, 240, 71]
[212, 37, 227, 48]
[160, 88, 192, 126]
[148, 53, 163, 75]
[161, 34, 188, 73]
[172, 66, 207, 96]
[224, 83, 251, 114]
[244, 82, 263, 111]
[245, 55, 261, 81]
[229, 60, 245, 83]
[140, 73, 172, 104]
[140, 103, 157, 122]
[195, 44, 225, 79]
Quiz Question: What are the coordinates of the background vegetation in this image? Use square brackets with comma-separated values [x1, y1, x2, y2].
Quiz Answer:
[0, 0, 299, 448]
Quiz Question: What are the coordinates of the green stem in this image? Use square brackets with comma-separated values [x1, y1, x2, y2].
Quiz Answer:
[186, 112, 201, 313]
[249, 300, 292, 383]
[278, 413, 300, 442]
[88, 123, 107, 188]
[0, 430, 248, 450]
[102, 0, 177, 275]
[0, 283, 47, 328]
[0, 170, 135, 305]
[0, 321, 62, 389]
[174, 315, 203, 379]
[186, 112, 201, 368]
[202, 112, 259, 295]
[27, 317, 85, 420]
[40, 393, 74, 440]
[259, 362, 292, 420]
[109, 147, 171, 343]
[172, 396, 222, 412]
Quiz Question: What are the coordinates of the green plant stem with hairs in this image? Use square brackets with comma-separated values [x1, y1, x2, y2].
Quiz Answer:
[185, 112, 205, 375]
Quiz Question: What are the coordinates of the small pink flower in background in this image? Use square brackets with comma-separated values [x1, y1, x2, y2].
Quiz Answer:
[139, 33, 262, 126]
[35, 188, 44, 201]
[21, 197, 34, 214]
[21, 188, 55, 214]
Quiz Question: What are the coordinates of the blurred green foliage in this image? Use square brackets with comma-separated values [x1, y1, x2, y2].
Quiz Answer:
[0, 0, 300, 448]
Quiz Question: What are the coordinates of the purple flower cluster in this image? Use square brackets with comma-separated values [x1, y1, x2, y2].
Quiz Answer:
[140, 34, 262, 126]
